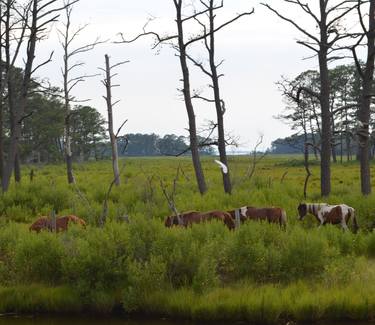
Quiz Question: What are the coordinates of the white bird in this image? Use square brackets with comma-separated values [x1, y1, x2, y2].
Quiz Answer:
[214, 159, 228, 174]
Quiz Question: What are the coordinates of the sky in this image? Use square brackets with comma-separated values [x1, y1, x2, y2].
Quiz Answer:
[32, 0, 359, 151]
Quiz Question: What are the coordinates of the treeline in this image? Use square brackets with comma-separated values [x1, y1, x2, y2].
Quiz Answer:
[0, 65, 214, 163]
[274, 63, 374, 162]
[118, 134, 214, 157]
[271, 133, 367, 161]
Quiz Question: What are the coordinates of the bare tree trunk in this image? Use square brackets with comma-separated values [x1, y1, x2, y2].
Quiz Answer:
[2, 0, 60, 191]
[62, 13, 75, 184]
[318, 4, 331, 197]
[330, 101, 337, 163]
[0, 2, 3, 181]
[0, 105, 3, 182]
[345, 110, 351, 161]
[303, 141, 311, 199]
[8, 66, 19, 184]
[64, 99, 74, 184]
[0, 67, 3, 182]
[175, 1, 207, 195]
[319, 58, 332, 196]
[263, 0, 359, 196]
[207, 0, 231, 194]
[2, 0, 39, 192]
[60, 0, 104, 184]
[104, 54, 120, 186]
[355, 0, 375, 195]
[309, 117, 319, 160]
[340, 119, 343, 163]
[14, 152, 21, 183]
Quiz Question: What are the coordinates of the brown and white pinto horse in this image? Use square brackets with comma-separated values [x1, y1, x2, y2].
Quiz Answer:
[29, 215, 86, 233]
[297, 203, 358, 231]
[164, 210, 235, 230]
[228, 206, 287, 227]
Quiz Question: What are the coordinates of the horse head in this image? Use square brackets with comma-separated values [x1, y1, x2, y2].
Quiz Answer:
[297, 203, 307, 220]
[164, 215, 180, 227]
[164, 216, 173, 227]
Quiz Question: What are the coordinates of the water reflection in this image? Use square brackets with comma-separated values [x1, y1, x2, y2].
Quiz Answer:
[0, 316, 372, 325]
[0, 316, 187, 325]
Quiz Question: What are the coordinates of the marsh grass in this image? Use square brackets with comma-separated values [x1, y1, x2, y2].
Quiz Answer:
[0, 285, 82, 313]
[0, 156, 375, 321]
[139, 281, 375, 323]
[0, 156, 373, 228]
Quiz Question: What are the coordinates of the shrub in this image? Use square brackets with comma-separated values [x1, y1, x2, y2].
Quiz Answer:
[13, 232, 63, 285]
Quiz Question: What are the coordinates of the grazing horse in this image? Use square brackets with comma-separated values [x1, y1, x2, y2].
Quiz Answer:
[164, 210, 235, 230]
[54, 215, 86, 232]
[29, 215, 86, 233]
[29, 216, 52, 233]
[228, 206, 287, 227]
[297, 203, 358, 231]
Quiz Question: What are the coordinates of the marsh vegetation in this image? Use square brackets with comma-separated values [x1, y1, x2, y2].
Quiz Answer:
[0, 156, 374, 322]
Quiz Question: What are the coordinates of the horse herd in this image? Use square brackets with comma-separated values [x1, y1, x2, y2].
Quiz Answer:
[29, 202, 358, 233]
[165, 202, 358, 231]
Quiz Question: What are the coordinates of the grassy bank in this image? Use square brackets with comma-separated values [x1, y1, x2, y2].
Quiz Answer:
[1, 281, 374, 323]
[0, 156, 375, 322]
[0, 218, 374, 322]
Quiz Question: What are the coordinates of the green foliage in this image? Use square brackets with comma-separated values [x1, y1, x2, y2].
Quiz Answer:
[0, 285, 82, 313]
[13, 231, 64, 285]
[0, 156, 375, 321]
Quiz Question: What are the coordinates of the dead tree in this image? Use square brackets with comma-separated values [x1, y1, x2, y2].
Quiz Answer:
[263, 0, 357, 197]
[118, 1, 223, 195]
[118, 1, 254, 195]
[169, 0, 207, 194]
[245, 135, 268, 181]
[0, 1, 6, 181]
[100, 137, 128, 227]
[100, 54, 128, 187]
[188, 0, 253, 194]
[58, 0, 103, 184]
[351, 0, 375, 195]
[1, 0, 72, 192]
[0, 0, 28, 185]
[160, 164, 183, 225]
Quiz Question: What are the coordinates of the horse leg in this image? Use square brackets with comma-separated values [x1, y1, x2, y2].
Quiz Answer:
[341, 221, 349, 231]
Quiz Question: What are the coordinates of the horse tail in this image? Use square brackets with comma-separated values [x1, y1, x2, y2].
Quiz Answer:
[350, 208, 359, 233]
[280, 209, 287, 229]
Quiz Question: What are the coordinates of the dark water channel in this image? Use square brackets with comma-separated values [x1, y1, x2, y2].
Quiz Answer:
[0, 316, 180, 325]
[0, 316, 374, 325]
[0, 316, 208, 325]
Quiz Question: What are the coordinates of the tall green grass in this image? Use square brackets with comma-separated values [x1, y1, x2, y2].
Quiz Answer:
[0, 156, 374, 321]
[0, 218, 374, 321]
[0, 156, 374, 229]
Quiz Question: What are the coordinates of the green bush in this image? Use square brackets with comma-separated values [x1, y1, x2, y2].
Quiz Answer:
[13, 232, 63, 284]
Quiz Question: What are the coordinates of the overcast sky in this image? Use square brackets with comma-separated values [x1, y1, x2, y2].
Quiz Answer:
[33, 0, 359, 151]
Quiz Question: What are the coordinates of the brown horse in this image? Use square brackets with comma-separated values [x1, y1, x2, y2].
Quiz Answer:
[164, 210, 235, 230]
[54, 215, 86, 232]
[29, 215, 86, 233]
[29, 216, 52, 233]
[228, 206, 287, 227]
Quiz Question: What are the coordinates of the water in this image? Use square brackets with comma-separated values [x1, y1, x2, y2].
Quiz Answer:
[0, 316, 373, 325]
[0, 316, 184, 325]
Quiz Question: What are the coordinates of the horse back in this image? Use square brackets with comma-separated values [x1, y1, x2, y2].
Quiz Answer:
[203, 210, 235, 229]
[29, 217, 51, 233]
[246, 207, 283, 223]
[323, 205, 343, 224]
